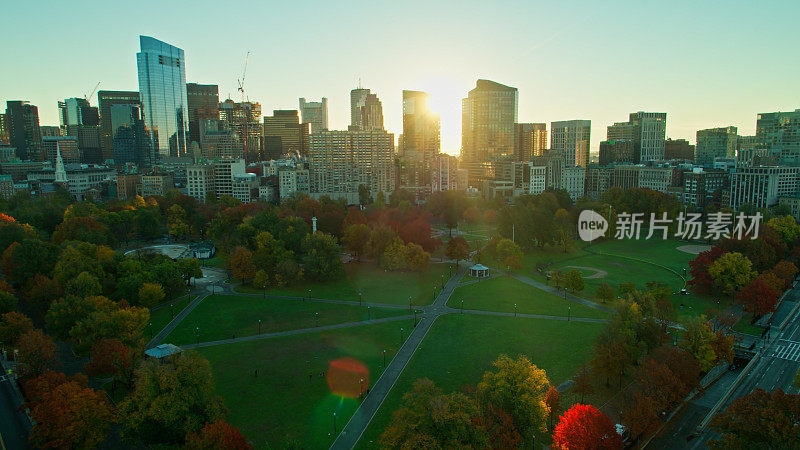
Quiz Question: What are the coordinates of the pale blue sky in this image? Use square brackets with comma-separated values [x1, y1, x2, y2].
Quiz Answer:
[2, 0, 799, 155]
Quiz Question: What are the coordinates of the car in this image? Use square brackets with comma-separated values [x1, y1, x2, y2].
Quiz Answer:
[679, 288, 690, 295]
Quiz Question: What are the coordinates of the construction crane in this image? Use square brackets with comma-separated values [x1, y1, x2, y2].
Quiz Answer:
[236, 52, 252, 161]
[237, 51, 250, 103]
[84, 82, 101, 105]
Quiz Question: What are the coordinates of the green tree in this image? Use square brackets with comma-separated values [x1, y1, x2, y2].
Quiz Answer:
[766, 215, 800, 244]
[680, 315, 718, 372]
[138, 283, 165, 308]
[0, 311, 34, 346]
[380, 238, 408, 271]
[708, 252, 756, 297]
[595, 282, 615, 303]
[301, 232, 343, 281]
[476, 355, 551, 444]
[0, 290, 17, 315]
[17, 329, 58, 378]
[118, 352, 225, 445]
[66, 271, 102, 298]
[405, 243, 430, 271]
[177, 258, 202, 286]
[564, 269, 585, 293]
[495, 238, 523, 269]
[342, 224, 371, 260]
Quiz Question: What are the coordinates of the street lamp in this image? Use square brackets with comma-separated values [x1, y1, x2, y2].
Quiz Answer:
[461, 300, 464, 314]
[170, 303, 174, 319]
[306, 288, 311, 302]
[568, 306, 571, 322]
[367, 306, 371, 320]
[196, 326, 199, 345]
[514, 303, 517, 317]
[383, 349, 386, 368]
[408, 296, 412, 312]
[149, 322, 153, 339]
[333, 412, 337, 434]
[258, 319, 262, 334]
[400, 327, 404, 344]
[359, 292, 363, 306]
[360, 377, 365, 396]
[315, 312, 319, 327]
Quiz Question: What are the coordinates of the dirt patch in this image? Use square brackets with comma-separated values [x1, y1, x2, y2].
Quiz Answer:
[563, 266, 609, 279]
[677, 245, 711, 255]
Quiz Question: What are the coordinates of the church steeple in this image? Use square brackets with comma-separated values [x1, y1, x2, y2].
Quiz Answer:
[54, 144, 68, 185]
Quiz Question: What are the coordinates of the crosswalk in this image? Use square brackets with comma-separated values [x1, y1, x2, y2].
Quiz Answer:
[773, 341, 800, 362]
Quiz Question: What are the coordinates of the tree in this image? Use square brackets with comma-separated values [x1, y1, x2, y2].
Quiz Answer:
[2, 239, 58, 288]
[380, 238, 408, 271]
[473, 405, 522, 449]
[404, 242, 430, 271]
[595, 282, 615, 304]
[545, 386, 562, 431]
[229, 246, 256, 282]
[185, 420, 252, 450]
[342, 224, 371, 260]
[85, 338, 134, 388]
[495, 238, 522, 269]
[564, 270, 585, 293]
[177, 258, 203, 286]
[621, 392, 660, 441]
[138, 282, 165, 308]
[366, 226, 397, 259]
[766, 215, 800, 244]
[688, 246, 726, 295]
[17, 329, 57, 378]
[68, 299, 149, 354]
[710, 330, 735, 366]
[476, 355, 551, 444]
[357, 184, 373, 207]
[771, 260, 799, 287]
[710, 388, 800, 449]
[445, 236, 470, 263]
[708, 252, 756, 297]
[380, 378, 488, 448]
[66, 271, 102, 298]
[25, 274, 62, 321]
[680, 315, 719, 372]
[118, 352, 225, 445]
[25, 372, 113, 449]
[737, 276, 779, 317]
[0, 311, 34, 346]
[0, 290, 16, 315]
[591, 329, 630, 387]
[301, 232, 343, 281]
[553, 404, 622, 450]
[571, 366, 595, 404]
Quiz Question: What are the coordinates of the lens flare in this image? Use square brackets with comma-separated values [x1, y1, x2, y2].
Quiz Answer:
[326, 357, 369, 399]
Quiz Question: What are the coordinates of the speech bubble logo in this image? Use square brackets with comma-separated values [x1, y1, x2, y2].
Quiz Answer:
[578, 210, 608, 242]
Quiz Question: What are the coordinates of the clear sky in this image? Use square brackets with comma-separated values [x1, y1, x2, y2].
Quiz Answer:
[2, 0, 799, 156]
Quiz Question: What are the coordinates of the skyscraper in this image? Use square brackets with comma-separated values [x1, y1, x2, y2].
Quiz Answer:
[263, 110, 308, 160]
[514, 123, 547, 161]
[5, 100, 42, 161]
[219, 100, 261, 161]
[98, 90, 140, 160]
[58, 98, 99, 130]
[696, 126, 738, 167]
[299, 97, 328, 134]
[461, 79, 518, 185]
[349, 89, 383, 131]
[607, 112, 667, 162]
[400, 90, 440, 190]
[136, 36, 189, 158]
[186, 83, 219, 146]
[59, 97, 101, 164]
[110, 104, 154, 169]
[756, 109, 800, 162]
[350, 88, 370, 129]
[551, 120, 591, 167]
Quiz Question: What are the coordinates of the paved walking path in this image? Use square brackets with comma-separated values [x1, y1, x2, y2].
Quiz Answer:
[508, 272, 614, 313]
[229, 291, 413, 310]
[330, 263, 468, 450]
[147, 293, 206, 349]
[460, 308, 610, 323]
[180, 315, 413, 350]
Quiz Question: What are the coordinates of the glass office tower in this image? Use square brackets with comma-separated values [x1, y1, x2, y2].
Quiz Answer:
[136, 36, 189, 158]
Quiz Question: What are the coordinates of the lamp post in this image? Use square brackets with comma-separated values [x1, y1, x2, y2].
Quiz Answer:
[383, 349, 386, 368]
[514, 303, 517, 317]
[359, 292, 362, 306]
[149, 322, 153, 339]
[315, 312, 319, 327]
[461, 300, 464, 314]
[196, 326, 199, 345]
[333, 412, 337, 434]
[367, 306, 371, 320]
[413, 309, 417, 326]
[170, 303, 174, 319]
[258, 319, 262, 334]
[360, 377, 365, 396]
[306, 288, 311, 302]
[563, 287, 567, 300]
[408, 296, 412, 312]
[400, 327, 404, 345]
[568, 306, 571, 322]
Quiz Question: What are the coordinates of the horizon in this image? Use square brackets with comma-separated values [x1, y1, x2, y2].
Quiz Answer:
[2, 0, 799, 155]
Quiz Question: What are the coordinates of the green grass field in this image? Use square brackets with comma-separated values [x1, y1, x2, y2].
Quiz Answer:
[149, 295, 194, 336]
[197, 321, 405, 449]
[448, 276, 608, 319]
[356, 314, 605, 448]
[162, 294, 410, 346]
[235, 262, 454, 307]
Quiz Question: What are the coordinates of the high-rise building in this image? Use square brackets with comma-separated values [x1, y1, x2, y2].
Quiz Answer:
[309, 130, 396, 199]
[136, 36, 189, 158]
[5, 101, 42, 161]
[756, 109, 800, 162]
[400, 90, 440, 190]
[552, 120, 591, 167]
[98, 90, 140, 160]
[299, 98, 328, 134]
[186, 83, 219, 145]
[696, 126, 738, 167]
[598, 140, 636, 166]
[607, 112, 666, 162]
[461, 79, 518, 185]
[110, 104, 154, 168]
[58, 98, 99, 130]
[263, 110, 308, 160]
[199, 119, 243, 160]
[514, 123, 547, 161]
[729, 166, 800, 209]
[219, 100, 262, 161]
[0, 114, 9, 144]
[350, 88, 370, 129]
[664, 138, 695, 161]
[42, 136, 81, 164]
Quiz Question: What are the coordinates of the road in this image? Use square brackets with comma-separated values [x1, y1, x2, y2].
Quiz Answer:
[0, 374, 29, 449]
[650, 280, 800, 448]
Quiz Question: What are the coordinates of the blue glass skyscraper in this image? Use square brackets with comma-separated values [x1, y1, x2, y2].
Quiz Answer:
[136, 36, 189, 158]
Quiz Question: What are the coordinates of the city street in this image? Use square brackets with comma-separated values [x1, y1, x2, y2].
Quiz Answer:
[0, 374, 29, 449]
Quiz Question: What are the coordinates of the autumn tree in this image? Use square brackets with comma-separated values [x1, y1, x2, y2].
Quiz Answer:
[177, 258, 203, 286]
[571, 366, 595, 404]
[25, 371, 113, 449]
[591, 328, 630, 387]
[138, 282, 165, 308]
[118, 352, 225, 445]
[680, 315, 719, 372]
[495, 238, 523, 269]
[737, 276, 779, 317]
[185, 420, 252, 450]
[229, 246, 256, 282]
[708, 252, 756, 297]
[621, 392, 660, 441]
[405, 242, 430, 271]
[771, 260, 799, 288]
[381, 378, 488, 448]
[710, 388, 800, 449]
[766, 215, 800, 244]
[0, 290, 16, 315]
[17, 329, 57, 378]
[445, 236, 470, 263]
[545, 386, 562, 431]
[553, 404, 622, 450]
[476, 355, 551, 444]
[0, 311, 34, 346]
[564, 269, 585, 293]
[25, 274, 62, 321]
[595, 282, 615, 304]
[380, 238, 408, 271]
[85, 338, 135, 388]
[688, 246, 725, 295]
[301, 232, 343, 281]
[342, 224, 371, 260]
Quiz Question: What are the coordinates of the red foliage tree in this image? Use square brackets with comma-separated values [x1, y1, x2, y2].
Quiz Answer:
[737, 277, 779, 317]
[472, 405, 522, 450]
[545, 386, 562, 430]
[185, 419, 252, 449]
[85, 339, 134, 387]
[553, 404, 622, 450]
[688, 247, 725, 295]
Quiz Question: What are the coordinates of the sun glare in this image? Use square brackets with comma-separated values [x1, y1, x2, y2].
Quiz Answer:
[416, 76, 462, 155]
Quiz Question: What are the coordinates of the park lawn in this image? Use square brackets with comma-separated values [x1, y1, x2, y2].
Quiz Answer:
[236, 262, 453, 307]
[733, 314, 765, 336]
[203, 253, 228, 269]
[162, 294, 409, 346]
[356, 314, 606, 448]
[448, 276, 608, 319]
[197, 321, 407, 449]
[589, 237, 699, 275]
[149, 295, 194, 335]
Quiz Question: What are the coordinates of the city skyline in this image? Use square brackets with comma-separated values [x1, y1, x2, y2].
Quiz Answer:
[2, 0, 799, 155]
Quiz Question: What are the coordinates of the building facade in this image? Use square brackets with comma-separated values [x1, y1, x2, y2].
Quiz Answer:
[98, 90, 140, 161]
[5, 100, 42, 161]
[263, 110, 308, 160]
[696, 126, 738, 167]
[552, 120, 591, 167]
[299, 97, 328, 134]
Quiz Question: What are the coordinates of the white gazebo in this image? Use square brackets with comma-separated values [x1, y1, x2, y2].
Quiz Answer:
[469, 264, 490, 278]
